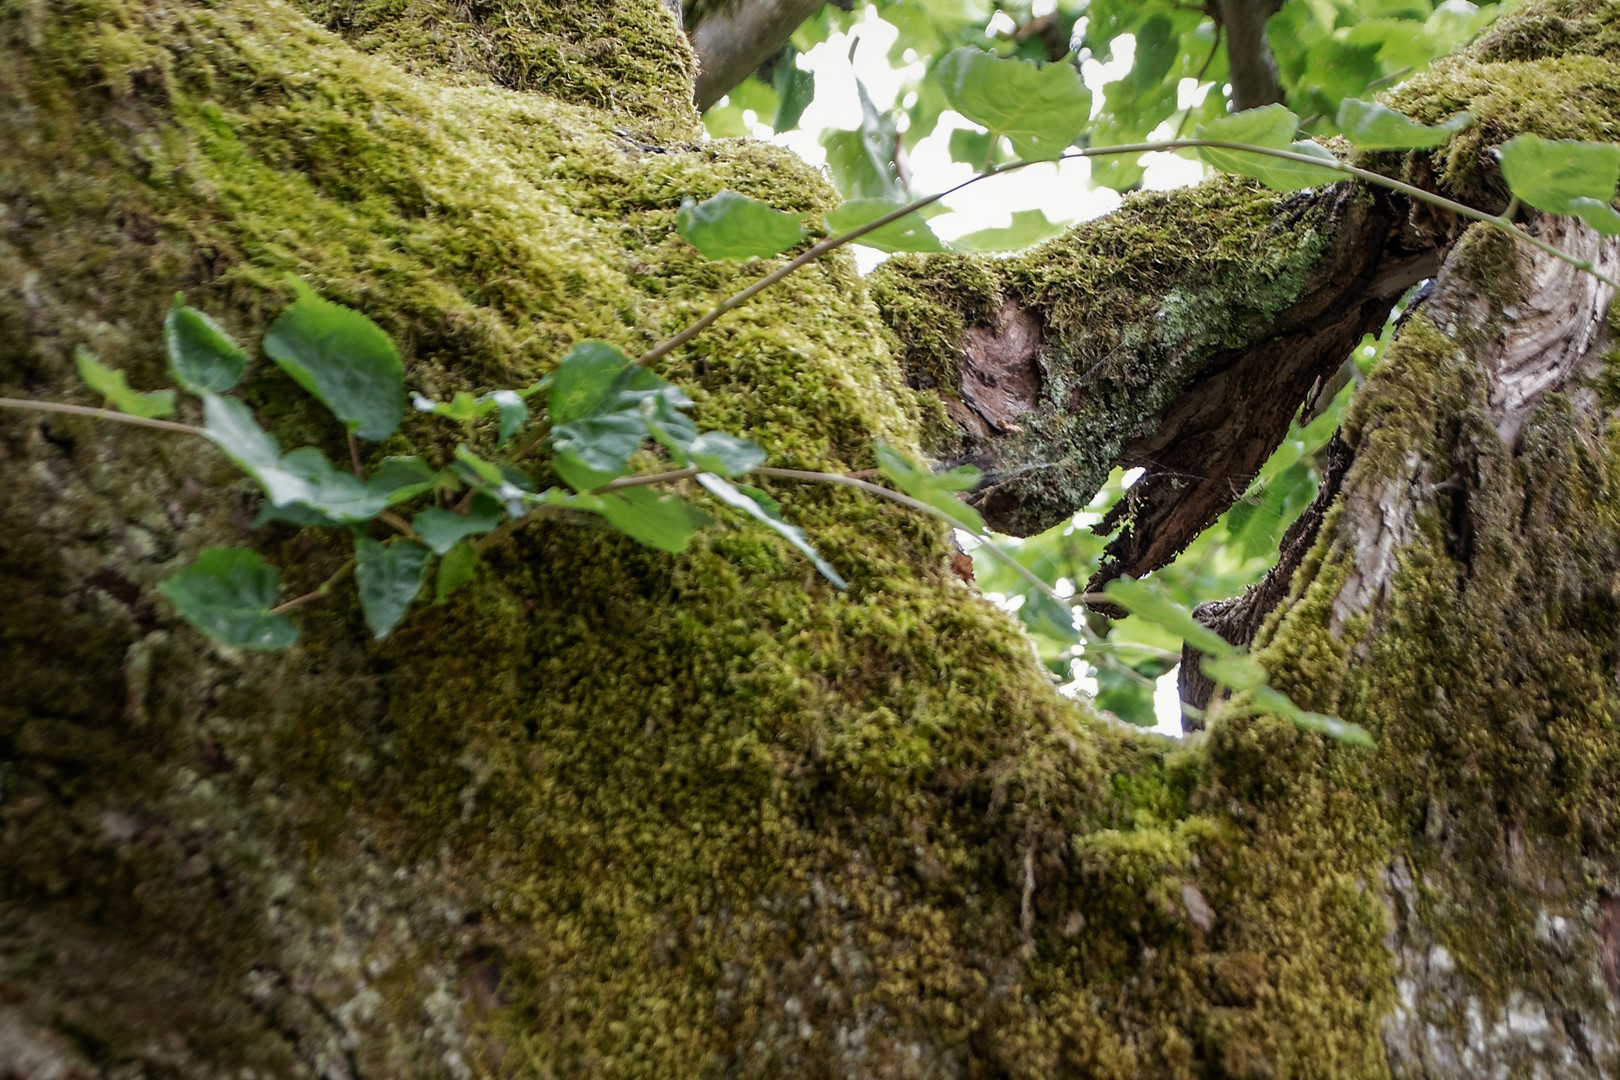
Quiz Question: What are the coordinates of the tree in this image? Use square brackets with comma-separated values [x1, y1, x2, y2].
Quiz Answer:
[2, 0, 1619, 1075]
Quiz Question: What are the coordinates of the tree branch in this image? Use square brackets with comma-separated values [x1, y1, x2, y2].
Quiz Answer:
[1212, 0, 1285, 111]
[689, 0, 825, 112]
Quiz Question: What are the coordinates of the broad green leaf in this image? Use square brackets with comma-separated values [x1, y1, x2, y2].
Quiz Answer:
[165, 296, 247, 393]
[772, 51, 815, 133]
[697, 473, 848, 588]
[354, 537, 430, 639]
[262, 285, 405, 441]
[368, 456, 436, 504]
[825, 198, 947, 253]
[1194, 105, 1342, 191]
[451, 445, 535, 515]
[951, 209, 1067, 253]
[413, 390, 482, 422]
[686, 432, 766, 476]
[549, 341, 634, 425]
[203, 393, 282, 471]
[873, 439, 986, 531]
[677, 190, 807, 261]
[159, 547, 298, 650]
[934, 48, 1091, 161]
[436, 540, 480, 601]
[549, 355, 695, 491]
[487, 390, 527, 445]
[1102, 577, 1235, 657]
[1335, 98, 1471, 150]
[1499, 134, 1620, 234]
[948, 127, 996, 168]
[820, 79, 905, 200]
[412, 495, 502, 555]
[1200, 652, 1267, 692]
[75, 347, 176, 419]
[1250, 686, 1374, 747]
[595, 487, 711, 552]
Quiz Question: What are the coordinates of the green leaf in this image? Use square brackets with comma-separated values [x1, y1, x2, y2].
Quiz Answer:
[354, 537, 430, 639]
[825, 198, 946, 253]
[487, 390, 527, 445]
[873, 439, 986, 531]
[772, 51, 815, 133]
[75, 347, 177, 419]
[451, 445, 535, 515]
[1200, 652, 1267, 692]
[549, 341, 635, 424]
[1499, 134, 1620, 234]
[262, 284, 405, 441]
[951, 209, 1067, 253]
[1335, 99, 1471, 150]
[159, 547, 298, 650]
[696, 473, 848, 588]
[412, 495, 502, 555]
[685, 432, 766, 476]
[413, 390, 482, 422]
[1194, 105, 1343, 191]
[435, 540, 480, 601]
[595, 487, 711, 552]
[820, 79, 905, 200]
[165, 296, 247, 393]
[934, 48, 1091, 161]
[677, 190, 807, 261]
[1102, 576, 1235, 657]
[1249, 686, 1375, 747]
[203, 393, 282, 471]
[368, 456, 436, 504]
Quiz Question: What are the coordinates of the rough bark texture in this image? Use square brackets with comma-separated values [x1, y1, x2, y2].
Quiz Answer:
[2, 1, 1620, 1078]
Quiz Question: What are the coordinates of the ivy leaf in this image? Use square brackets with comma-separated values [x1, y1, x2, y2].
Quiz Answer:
[1200, 652, 1267, 692]
[685, 432, 766, 476]
[873, 439, 986, 532]
[595, 487, 712, 552]
[75, 347, 177, 419]
[696, 472, 848, 588]
[413, 495, 502, 555]
[165, 296, 247, 393]
[1335, 99, 1471, 150]
[354, 537, 431, 639]
[951, 209, 1067, 253]
[1194, 105, 1342, 191]
[1102, 576, 1235, 657]
[436, 540, 480, 600]
[203, 393, 283, 471]
[262, 283, 405, 441]
[1248, 686, 1374, 747]
[487, 390, 527, 445]
[368, 456, 436, 504]
[825, 198, 946, 253]
[677, 190, 807, 261]
[772, 50, 815, 133]
[1499, 134, 1620, 235]
[159, 547, 298, 650]
[451, 445, 536, 515]
[934, 48, 1091, 161]
[549, 341, 635, 425]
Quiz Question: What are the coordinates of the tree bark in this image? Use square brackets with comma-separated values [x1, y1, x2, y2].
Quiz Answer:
[2, 1, 1619, 1077]
[688, 0, 825, 112]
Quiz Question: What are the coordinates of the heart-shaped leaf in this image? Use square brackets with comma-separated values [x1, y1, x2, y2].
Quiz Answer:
[935, 49, 1091, 161]
[165, 296, 247, 393]
[677, 190, 807, 261]
[159, 547, 298, 649]
[263, 284, 404, 441]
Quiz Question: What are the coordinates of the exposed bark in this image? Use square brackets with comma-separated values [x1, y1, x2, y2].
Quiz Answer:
[2, 1, 1620, 1077]
[688, 0, 825, 111]
[1212, 0, 1286, 112]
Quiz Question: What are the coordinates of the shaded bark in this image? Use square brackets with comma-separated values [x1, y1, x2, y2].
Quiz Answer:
[688, 0, 825, 111]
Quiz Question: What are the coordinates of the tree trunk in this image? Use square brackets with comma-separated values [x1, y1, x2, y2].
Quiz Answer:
[2, 1, 1618, 1077]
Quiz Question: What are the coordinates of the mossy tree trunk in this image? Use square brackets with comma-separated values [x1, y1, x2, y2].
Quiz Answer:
[2, 1, 1619, 1077]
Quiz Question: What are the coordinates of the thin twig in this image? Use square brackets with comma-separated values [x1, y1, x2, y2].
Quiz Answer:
[0, 397, 205, 436]
[269, 557, 355, 614]
[347, 431, 364, 477]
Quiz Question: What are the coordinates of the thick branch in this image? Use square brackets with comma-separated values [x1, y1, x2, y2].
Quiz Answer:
[1212, 0, 1285, 111]
[689, 0, 824, 111]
